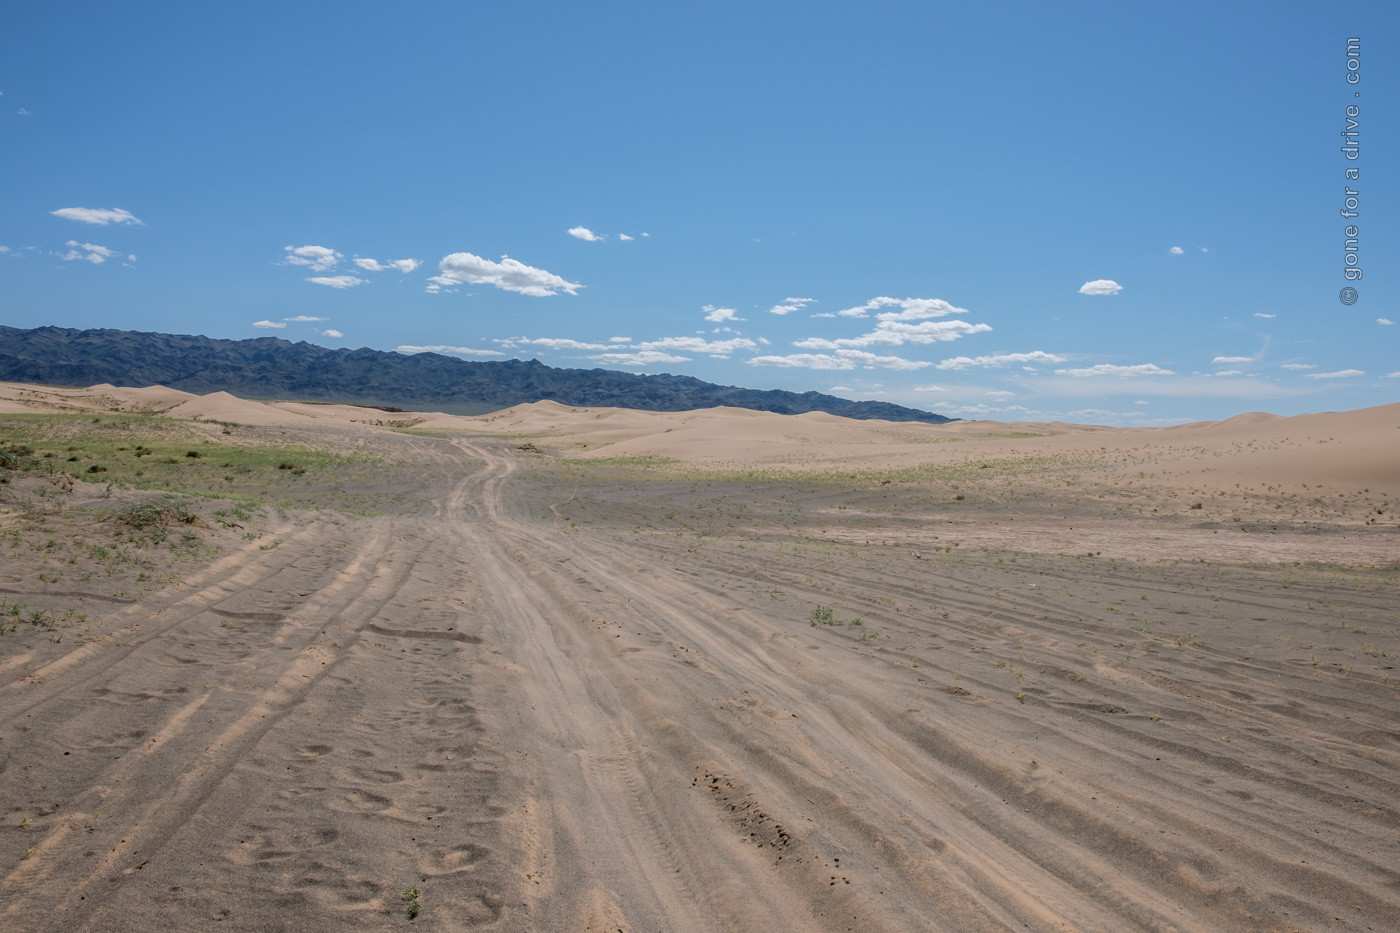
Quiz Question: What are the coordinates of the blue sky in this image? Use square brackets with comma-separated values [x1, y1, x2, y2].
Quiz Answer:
[2, 2, 1396, 424]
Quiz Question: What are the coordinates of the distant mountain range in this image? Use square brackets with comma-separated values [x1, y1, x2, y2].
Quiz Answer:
[0, 325, 953, 423]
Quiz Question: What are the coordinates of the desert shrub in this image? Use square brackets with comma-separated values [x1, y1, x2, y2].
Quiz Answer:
[113, 501, 199, 529]
[2, 445, 53, 475]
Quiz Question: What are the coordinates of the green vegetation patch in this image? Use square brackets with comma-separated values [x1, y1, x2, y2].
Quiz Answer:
[1, 413, 385, 510]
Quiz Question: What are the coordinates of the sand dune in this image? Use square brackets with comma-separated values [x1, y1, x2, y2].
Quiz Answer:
[2, 383, 1398, 931]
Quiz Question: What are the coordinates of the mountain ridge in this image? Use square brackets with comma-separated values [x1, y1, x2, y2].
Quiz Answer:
[0, 325, 954, 423]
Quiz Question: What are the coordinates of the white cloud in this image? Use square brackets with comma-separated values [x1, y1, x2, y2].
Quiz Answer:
[592, 350, 689, 366]
[322, 329, 344, 338]
[1281, 363, 1316, 370]
[933, 401, 1043, 419]
[835, 302, 875, 319]
[1055, 363, 1174, 377]
[568, 226, 604, 242]
[799, 320, 991, 350]
[1066, 408, 1136, 422]
[557, 335, 757, 363]
[284, 245, 341, 272]
[1078, 279, 1123, 296]
[429, 252, 582, 297]
[51, 207, 143, 226]
[1304, 369, 1364, 379]
[354, 257, 421, 273]
[395, 344, 503, 357]
[1387, 372, 1400, 379]
[1254, 312, 1276, 319]
[749, 353, 858, 370]
[1214, 370, 1243, 377]
[618, 234, 635, 242]
[1169, 246, 1184, 255]
[878, 300, 970, 322]
[749, 350, 930, 371]
[703, 305, 741, 323]
[252, 320, 286, 329]
[1379, 318, 1395, 326]
[836, 351, 930, 370]
[516, 337, 611, 351]
[59, 241, 118, 264]
[284, 315, 327, 322]
[1212, 355, 1253, 364]
[936, 351, 1065, 370]
[769, 297, 815, 316]
[836, 297, 967, 320]
[641, 336, 757, 358]
[306, 275, 367, 289]
[1026, 374, 1296, 401]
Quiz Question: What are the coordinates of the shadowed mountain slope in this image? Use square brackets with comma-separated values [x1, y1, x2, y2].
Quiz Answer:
[0, 325, 952, 422]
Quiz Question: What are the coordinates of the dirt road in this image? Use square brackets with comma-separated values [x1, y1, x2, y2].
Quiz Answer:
[3, 435, 1399, 931]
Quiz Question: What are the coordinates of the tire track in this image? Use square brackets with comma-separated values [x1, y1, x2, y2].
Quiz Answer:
[0, 516, 314, 712]
[447, 442, 1061, 929]
[447, 439, 1400, 931]
[442, 442, 819, 931]
[6, 431, 1396, 931]
[0, 516, 426, 930]
[485, 506, 1193, 930]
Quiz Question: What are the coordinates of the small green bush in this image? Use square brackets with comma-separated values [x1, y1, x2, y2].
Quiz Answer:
[114, 501, 199, 529]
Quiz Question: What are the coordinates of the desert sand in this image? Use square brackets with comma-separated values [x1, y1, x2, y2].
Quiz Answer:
[2, 381, 1398, 932]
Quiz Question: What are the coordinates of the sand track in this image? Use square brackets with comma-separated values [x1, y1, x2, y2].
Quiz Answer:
[449, 441, 1400, 930]
[3, 421, 1399, 930]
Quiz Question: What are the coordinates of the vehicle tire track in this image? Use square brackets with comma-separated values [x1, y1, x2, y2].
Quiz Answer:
[441, 442, 820, 931]
[442, 439, 1400, 931]
[0, 516, 430, 930]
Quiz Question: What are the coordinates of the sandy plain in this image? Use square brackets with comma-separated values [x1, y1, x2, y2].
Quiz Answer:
[1, 380, 1398, 932]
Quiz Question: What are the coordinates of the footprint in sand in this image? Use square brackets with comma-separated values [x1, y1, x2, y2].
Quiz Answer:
[331, 789, 394, 814]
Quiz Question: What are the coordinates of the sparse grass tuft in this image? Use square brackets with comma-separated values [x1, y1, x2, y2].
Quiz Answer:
[401, 885, 421, 919]
[1, 412, 386, 510]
